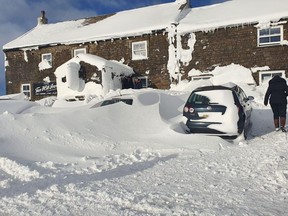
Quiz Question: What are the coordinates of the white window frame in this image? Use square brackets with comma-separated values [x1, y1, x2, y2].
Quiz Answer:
[41, 53, 52, 66]
[191, 75, 212, 81]
[257, 26, 283, 47]
[21, 84, 31, 99]
[132, 41, 148, 60]
[259, 70, 286, 85]
[73, 48, 86, 57]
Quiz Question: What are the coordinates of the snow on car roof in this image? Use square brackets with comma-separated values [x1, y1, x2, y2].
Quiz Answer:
[193, 82, 237, 92]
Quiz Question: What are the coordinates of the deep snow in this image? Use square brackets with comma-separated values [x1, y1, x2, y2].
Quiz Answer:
[0, 75, 288, 215]
[1, 0, 288, 213]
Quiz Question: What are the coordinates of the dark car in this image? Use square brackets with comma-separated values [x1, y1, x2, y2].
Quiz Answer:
[90, 97, 133, 108]
[183, 83, 254, 139]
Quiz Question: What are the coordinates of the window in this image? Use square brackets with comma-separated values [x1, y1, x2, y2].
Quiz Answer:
[234, 86, 248, 102]
[136, 76, 149, 88]
[73, 48, 86, 57]
[132, 41, 148, 60]
[21, 84, 31, 99]
[191, 75, 212, 81]
[258, 26, 283, 46]
[259, 71, 285, 85]
[188, 93, 210, 105]
[41, 53, 52, 66]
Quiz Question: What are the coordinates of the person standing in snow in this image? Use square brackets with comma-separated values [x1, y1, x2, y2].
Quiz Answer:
[264, 75, 288, 132]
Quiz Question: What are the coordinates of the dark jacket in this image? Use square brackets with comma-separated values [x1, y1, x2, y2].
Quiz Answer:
[264, 75, 288, 105]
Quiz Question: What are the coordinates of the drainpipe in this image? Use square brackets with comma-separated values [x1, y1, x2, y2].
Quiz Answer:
[173, 0, 191, 83]
[174, 23, 181, 83]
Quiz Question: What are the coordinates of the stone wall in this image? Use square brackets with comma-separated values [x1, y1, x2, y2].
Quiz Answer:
[5, 32, 170, 100]
[5, 19, 288, 100]
[180, 19, 288, 84]
[90, 34, 170, 89]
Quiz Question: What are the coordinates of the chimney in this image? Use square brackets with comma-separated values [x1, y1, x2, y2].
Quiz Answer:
[37, 10, 48, 25]
[185, 0, 191, 8]
[178, 0, 191, 10]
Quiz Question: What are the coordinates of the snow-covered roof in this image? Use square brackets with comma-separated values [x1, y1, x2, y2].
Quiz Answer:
[3, 1, 185, 50]
[55, 53, 134, 77]
[178, 0, 288, 33]
[3, 0, 288, 50]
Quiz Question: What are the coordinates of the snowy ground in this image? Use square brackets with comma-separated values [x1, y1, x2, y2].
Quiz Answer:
[0, 85, 288, 215]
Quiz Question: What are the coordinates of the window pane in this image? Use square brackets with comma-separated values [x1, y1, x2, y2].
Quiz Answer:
[134, 44, 141, 49]
[43, 54, 51, 61]
[261, 74, 271, 80]
[23, 85, 29, 91]
[272, 73, 282, 77]
[74, 48, 86, 56]
[42, 53, 52, 66]
[270, 36, 281, 42]
[270, 27, 280, 35]
[259, 29, 269, 36]
[260, 37, 269, 43]
[132, 41, 147, 60]
[135, 50, 146, 56]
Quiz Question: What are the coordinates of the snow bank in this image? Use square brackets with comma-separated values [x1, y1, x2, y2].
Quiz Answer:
[171, 63, 256, 93]
[0, 157, 39, 182]
[1, 63, 288, 215]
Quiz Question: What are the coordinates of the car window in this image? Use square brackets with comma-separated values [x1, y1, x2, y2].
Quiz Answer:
[101, 98, 133, 107]
[234, 86, 247, 102]
[188, 90, 234, 106]
[188, 93, 210, 105]
[239, 88, 248, 101]
[101, 99, 118, 106]
[120, 99, 133, 105]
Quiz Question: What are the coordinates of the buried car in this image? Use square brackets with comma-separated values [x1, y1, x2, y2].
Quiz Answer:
[90, 97, 133, 108]
[183, 83, 254, 139]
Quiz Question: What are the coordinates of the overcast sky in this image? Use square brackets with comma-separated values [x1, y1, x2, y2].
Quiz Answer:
[0, 0, 227, 95]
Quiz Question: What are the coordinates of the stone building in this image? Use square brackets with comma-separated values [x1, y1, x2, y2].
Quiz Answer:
[3, 0, 288, 100]
[176, 0, 288, 85]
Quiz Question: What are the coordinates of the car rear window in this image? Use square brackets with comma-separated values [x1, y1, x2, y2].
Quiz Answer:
[188, 89, 234, 105]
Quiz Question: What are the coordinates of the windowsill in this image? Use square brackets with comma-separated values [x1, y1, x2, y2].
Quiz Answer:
[257, 43, 282, 48]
